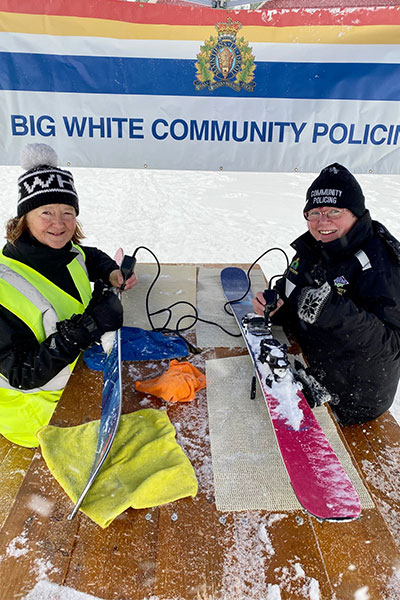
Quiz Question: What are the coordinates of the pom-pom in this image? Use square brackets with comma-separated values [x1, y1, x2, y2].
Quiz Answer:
[20, 143, 58, 171]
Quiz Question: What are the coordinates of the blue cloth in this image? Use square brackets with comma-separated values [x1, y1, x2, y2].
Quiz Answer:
[83, 326, 188, 370]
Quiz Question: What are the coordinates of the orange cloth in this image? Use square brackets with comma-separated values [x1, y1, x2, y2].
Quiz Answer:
[135, 360, 206, 403]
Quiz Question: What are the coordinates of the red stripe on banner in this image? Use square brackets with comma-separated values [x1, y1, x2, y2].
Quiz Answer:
[0, 0, 398, 27]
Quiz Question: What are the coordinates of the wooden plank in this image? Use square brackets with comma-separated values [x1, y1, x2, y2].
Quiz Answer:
[312, 509, 400, 598]
[341, 413, 400, 546]
[0, 435, 12, 462]
[153, 504, 335, 600]
[0, 361, 100, 600]
[50, 359, 104, 427]
[0, 441, 34, 529]
[310, 410, 400, 598]
[64, 507, 160, 600]
[358, 412, 400, 496]
[0, 360, 100, 597]
[152, 498, 230, 600]
[257, 513, 334, 599]
[0, 449, 80, 600]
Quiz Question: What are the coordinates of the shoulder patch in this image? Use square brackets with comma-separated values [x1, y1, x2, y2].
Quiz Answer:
[289, 257, 300, 275]
[333, 275, 349, 295]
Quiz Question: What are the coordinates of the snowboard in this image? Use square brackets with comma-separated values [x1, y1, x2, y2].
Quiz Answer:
[67, 249, 128, 520]
[221, 267, 361, 521]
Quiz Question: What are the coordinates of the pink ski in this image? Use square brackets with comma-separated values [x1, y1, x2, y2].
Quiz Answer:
[221, 267, 361, 520]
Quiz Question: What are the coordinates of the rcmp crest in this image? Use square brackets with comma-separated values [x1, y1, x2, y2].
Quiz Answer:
[194, 17, 256, 92]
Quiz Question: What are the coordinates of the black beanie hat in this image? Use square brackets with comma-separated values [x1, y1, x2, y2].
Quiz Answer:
[17, 144, 79, 217]
[304, 163, 365, 218]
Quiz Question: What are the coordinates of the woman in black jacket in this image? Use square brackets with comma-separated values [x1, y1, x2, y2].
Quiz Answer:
[0, 143, 137, 446]
[253, 163, 400, 425]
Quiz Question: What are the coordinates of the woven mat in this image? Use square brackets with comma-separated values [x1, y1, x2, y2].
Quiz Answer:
[122, 264, 196, 330]
[196, 267, 267, 348]
[206, 354, 374, 512]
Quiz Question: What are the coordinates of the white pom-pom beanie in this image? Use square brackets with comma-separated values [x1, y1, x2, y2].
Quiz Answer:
[17, 143, 79, 217]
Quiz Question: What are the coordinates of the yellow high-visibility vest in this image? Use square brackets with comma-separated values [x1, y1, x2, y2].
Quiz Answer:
[0, 244, 92, 447]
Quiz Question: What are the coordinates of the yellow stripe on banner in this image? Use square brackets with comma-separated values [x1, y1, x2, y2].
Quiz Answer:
[242, 25, 400, 44]
[0, 11, 399, 44]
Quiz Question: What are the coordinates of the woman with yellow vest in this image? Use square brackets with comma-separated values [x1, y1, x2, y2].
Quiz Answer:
[0, 144, 137, 447]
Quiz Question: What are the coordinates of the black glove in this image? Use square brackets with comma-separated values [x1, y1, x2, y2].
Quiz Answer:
[309, 264, 327, 288]
[57, 313, 102, 351]
[84, 280, 123, 335]
[298, 265, 331, 324]
[294, 360, 339, 408]
[297, 281, 331, 324]
[56, 281, 123, 351]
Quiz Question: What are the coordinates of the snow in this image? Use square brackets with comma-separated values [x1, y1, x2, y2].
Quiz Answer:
[4, 532, 29, 558]
[266, 585, 282, 600]
[273, 558, 321, 599]
[258, 522, 275, 555]
[220, 511, 280, 598]
[1, 164, 400, 426]
[0, 162, 399, 600]
[354, 586, 370, 600]
[23, 580, 104, 600]
[26, 494, 54, 517]
[361, 447, 400, 545]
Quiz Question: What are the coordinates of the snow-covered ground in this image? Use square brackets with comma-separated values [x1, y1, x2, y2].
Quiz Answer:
[1, 165, 400, 424]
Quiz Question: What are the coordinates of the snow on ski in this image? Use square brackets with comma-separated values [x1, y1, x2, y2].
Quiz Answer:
[221, 267, 361, 521]
[68, 248, 132, 520]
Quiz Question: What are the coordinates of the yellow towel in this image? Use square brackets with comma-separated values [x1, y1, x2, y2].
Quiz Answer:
[37, 409, 198, 528]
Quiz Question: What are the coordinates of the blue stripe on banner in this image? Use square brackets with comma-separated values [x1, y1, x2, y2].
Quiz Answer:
[0, 52, 399, 101]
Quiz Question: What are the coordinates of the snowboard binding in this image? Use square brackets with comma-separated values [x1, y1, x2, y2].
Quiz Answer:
[242, 313, 290, 387]
[241, 289, 279, 335]
[259, 338, 290, 386]
[242, 314, 271, 335]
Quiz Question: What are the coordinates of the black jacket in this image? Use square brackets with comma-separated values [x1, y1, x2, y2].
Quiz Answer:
[273, 211, 400, 425]
[0, 233, 118, 389]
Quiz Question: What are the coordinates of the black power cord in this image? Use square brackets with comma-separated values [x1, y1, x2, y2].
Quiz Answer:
[223, 247, 290, 316]
[127, 246, 290, 353]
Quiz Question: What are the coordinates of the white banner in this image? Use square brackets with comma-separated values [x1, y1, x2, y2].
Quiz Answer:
[0, 1, 399, 173]
[4, 92, 400, 174]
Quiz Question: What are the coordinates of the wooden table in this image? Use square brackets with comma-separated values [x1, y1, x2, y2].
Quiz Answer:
[0, 265, 399, 600]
